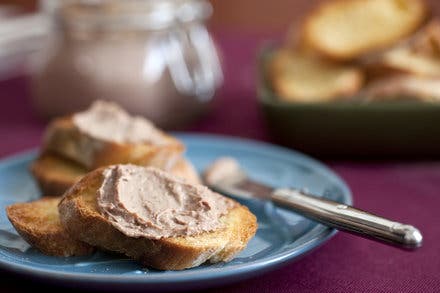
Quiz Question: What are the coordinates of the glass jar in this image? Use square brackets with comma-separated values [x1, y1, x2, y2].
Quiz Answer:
[30, 0, 222, 129]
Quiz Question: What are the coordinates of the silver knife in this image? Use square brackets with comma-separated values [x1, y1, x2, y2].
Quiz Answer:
[204, 157, 423, 250]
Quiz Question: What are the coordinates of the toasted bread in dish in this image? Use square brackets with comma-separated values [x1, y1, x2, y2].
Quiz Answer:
[43, 116, 184, 170]
[365, 20, 440, 79]
[411, 20, 440, 57]
[30, 154, 201, 196]
[6, 197, 94, 257]
[362, 75, 440, 101]
[58, 168, 257, 270]
[365, 47, 440, 78]
[302, 0, 428, 60]
[269, 49, 364, 102]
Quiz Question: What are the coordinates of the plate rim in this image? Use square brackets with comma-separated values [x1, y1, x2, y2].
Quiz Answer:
[0, 133, 352, 286]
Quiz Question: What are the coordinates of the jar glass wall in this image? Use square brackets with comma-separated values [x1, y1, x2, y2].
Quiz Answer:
[30, 0, 222, 129]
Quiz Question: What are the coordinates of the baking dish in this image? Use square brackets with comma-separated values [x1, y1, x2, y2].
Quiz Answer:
[258, 47, 440, 157]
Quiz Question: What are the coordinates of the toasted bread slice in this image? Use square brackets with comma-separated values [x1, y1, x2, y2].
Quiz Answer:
[365, 20, 440, 79]
[269, 49, 364, 102]
[43, 116, 184, 170]
[302, 0, 428, 60]
[30, 154, 86, 196]
[362, 75, 440, 101]
[411, 20, 440, 57]
[58, 168, 257, 270]
[43, 117, 185, 170]
[366, 47, 440, 78]
[30, 154, 201, 196]
[6, 197, 94, 257]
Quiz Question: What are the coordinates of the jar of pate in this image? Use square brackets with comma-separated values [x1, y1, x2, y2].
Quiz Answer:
[30, 0, 222, 129]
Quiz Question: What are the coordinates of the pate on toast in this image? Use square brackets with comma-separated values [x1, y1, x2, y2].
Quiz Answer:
[58, 167, 257, 270]
[43, 116, 184, 171]
[31, 153, 201, 196]
[9, 157, 202, 257]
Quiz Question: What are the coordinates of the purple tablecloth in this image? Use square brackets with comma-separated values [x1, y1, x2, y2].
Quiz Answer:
[0, 32, 439, 292]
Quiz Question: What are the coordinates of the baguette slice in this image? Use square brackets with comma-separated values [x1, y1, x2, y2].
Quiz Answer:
[362, 75, 440, 101]
[30, 153, 201, 196]
[58, 168, 257, 270]
[302, 0, 428, 60]
[43, 116, 184, 170]
[365, 20, 440, 79]
[30, 154, 86, 196]
[269, 49, 364, 102]
[366, 47, 440, 78]
[6, 197, 94, 257]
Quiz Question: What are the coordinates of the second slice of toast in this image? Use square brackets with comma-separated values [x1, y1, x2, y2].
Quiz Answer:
[43, 116, 184, 170]
[31, 154, 201, 195]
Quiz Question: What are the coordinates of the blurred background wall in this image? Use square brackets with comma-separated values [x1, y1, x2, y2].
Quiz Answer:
[5, 0, 440, 32]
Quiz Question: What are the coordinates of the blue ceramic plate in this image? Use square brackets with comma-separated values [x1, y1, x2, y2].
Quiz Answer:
[0, 134, 351, 291]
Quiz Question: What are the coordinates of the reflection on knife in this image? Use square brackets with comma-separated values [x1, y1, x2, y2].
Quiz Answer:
[203, 157, 423, 250]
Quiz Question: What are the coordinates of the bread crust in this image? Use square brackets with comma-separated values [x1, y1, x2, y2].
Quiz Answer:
[58, 168, 257, 270]
[301, 0, 428, 60]
[30, 154, 201, 195]
[43, 117, 185, 170]
[30, 154, 86, 196]
[6, 197, 94, 257]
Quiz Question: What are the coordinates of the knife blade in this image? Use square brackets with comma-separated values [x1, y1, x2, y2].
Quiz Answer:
[204, 157, 423, 250]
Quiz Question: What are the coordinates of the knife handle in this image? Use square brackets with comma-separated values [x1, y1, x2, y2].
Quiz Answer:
[272, 189, 423, 250]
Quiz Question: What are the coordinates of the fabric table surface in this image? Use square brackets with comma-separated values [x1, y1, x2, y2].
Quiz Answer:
[0, 32, 439, 293]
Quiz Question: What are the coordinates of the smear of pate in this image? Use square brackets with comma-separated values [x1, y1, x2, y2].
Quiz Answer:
[73, 100, 165, 144]
[203, 157, 242, 186]
[97, 165, 236, 239]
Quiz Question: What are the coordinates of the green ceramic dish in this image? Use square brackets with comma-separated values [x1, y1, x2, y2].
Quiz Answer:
[258, 48, 440, 157]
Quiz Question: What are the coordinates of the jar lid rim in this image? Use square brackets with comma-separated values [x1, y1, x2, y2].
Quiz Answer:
[43, 0, 212, 30]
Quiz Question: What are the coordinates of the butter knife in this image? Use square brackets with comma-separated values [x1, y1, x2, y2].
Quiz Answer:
[204, 158, 423, 250]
